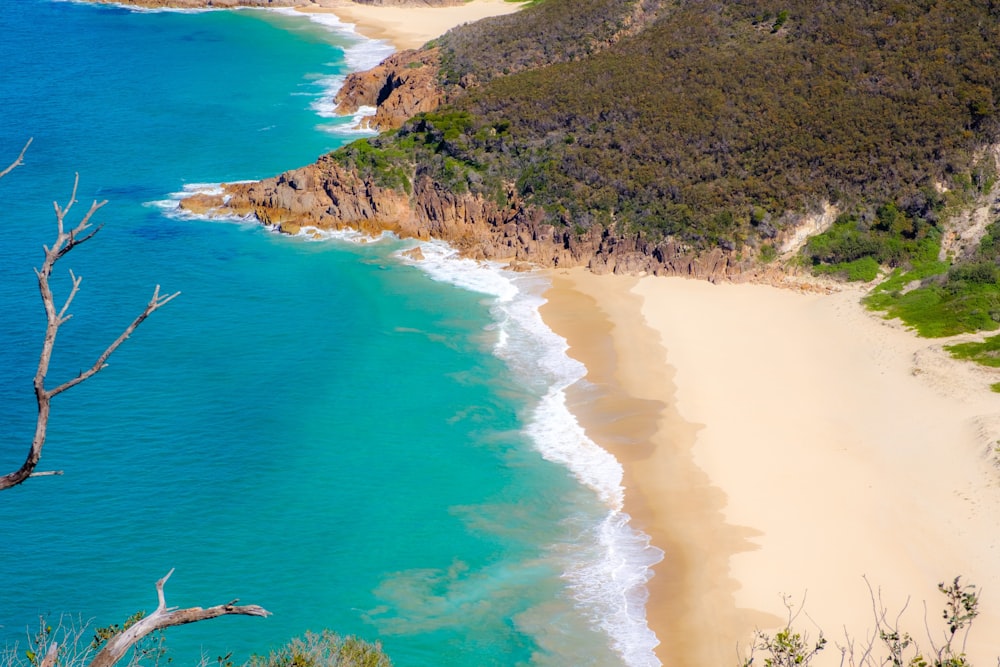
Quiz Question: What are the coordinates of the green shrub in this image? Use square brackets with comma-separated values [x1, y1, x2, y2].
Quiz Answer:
[814, 256, 880, 281]
[245, 631, 391, 667]
[946, 334, 1000, 368]
[758, 243, 777, 263]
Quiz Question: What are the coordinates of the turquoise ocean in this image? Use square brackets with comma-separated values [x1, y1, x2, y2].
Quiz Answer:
[0, 2, 661, 665]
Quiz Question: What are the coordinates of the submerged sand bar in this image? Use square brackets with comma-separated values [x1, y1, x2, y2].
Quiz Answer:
[543, 268, 1000, 666]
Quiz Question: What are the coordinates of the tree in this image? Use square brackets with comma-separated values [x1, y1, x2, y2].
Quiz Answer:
[741, 577, 983, 667]
[0, 142, 270, 666]
[0, 139, 179, 490]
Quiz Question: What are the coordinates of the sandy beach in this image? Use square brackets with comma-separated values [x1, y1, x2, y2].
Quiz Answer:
[542, 268, 1000, 666]
[298, 0, 525, 50]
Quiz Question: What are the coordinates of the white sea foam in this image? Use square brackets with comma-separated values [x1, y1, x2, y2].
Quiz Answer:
[266, 8, 393, 135]
[149, 186, 403, 245]
[318, 105, 379, 136]
[567, 512, 664, 667]
[396, 238, 664, 667]
[147, 182, 254, 224]
[309, 74, 347, 118]
[276, 9, 395, 71]
[399, 240, 519, 302]
[289, 225, 397, 245]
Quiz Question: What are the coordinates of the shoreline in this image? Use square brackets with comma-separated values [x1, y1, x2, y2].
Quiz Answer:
[541, 268, 1000, 666]
[296, 0, 525, 51]
[540, 270, 771, 666]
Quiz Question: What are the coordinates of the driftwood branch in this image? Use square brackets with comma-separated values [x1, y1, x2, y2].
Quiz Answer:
[88, 570, 271, 667]
[0, 144, 180, 491]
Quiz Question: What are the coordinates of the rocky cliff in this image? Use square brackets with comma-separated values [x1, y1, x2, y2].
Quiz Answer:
[180, 154, 769, 281]
[334, 48, 444, 131]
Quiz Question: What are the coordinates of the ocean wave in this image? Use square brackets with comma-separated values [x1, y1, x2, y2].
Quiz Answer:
[566, 512, 664, 667]
[317, 105, 379, 136]
[288, 225, 397, 244]
[146, 182, 255, 224]
[272, 8, 395, 71]
[266, 8, 391, 135]
[395, 239, 664, 667]
[150, 188, 401, 246]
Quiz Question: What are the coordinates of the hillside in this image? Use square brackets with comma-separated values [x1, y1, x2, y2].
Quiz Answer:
[189, 0, 1000, 331]
[420, 0, 1000, 246]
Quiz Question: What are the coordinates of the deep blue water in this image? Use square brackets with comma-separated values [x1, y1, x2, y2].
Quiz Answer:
[0, 3, 659, 666]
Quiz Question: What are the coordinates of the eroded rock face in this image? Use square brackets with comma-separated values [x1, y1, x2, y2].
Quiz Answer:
[334, 48, 444, 131]
[179, 155, 763, 282]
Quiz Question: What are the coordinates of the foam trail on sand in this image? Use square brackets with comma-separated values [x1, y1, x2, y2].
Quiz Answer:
[398, 240, 664, 666]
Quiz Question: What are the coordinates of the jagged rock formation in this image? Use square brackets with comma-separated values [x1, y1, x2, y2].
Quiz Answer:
[334, 49, 444, 131]
[180, 155, 761, 281]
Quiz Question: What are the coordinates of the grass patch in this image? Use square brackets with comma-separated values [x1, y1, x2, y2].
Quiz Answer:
[865, 219, 1000, 337]
[813, 256, 880, 281]
[945, 334, 1000, 367]
[991, 381, 1000, 393]
[866, 282, 1000, 337]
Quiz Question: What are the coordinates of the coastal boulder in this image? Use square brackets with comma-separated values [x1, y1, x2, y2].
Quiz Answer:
[334, 48, 444, 131]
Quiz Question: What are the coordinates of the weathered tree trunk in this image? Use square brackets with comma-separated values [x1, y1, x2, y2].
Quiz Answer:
[88, 570, 270, 667]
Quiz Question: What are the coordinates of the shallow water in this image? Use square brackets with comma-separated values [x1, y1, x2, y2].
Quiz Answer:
[0, 3, 659, 665]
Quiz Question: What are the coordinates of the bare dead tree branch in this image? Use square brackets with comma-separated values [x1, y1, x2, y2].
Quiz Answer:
[0, 138, 32, 180]
[87, 570, 271, 667]
[0, 144, 267, 667]
[39, 640, 59, 667]
[0, 146, 180, 491]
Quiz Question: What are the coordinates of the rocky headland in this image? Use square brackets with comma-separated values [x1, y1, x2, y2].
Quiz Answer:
[142, 0, 1000, 294]
[179, 153, 808, 282]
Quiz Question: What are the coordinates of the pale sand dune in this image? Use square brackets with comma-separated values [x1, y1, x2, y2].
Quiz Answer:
[543, 268, 1000, 667]
[299, 0, 525, 50]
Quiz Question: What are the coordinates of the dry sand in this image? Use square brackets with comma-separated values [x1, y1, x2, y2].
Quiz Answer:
[542, 268, 1000, 666]
[298, 0, 525, 50]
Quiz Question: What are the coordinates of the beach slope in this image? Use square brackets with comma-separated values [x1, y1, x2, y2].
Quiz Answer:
[543, 269, 1000, 666]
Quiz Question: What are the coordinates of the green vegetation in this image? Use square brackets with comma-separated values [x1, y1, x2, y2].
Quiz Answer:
[334, 0, 1000, 343]
[9, 623, 391, 667]
[355, 0, 1000, 256]
[806, 203, 945, 272]
[334, 138, 412, 194]
[245, 632, 391, 667]
[864, 219, 1000, 338]
[743, 577, 982, 667]
[438, 0, 646, 87]
[945, 334, 1000, 367]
